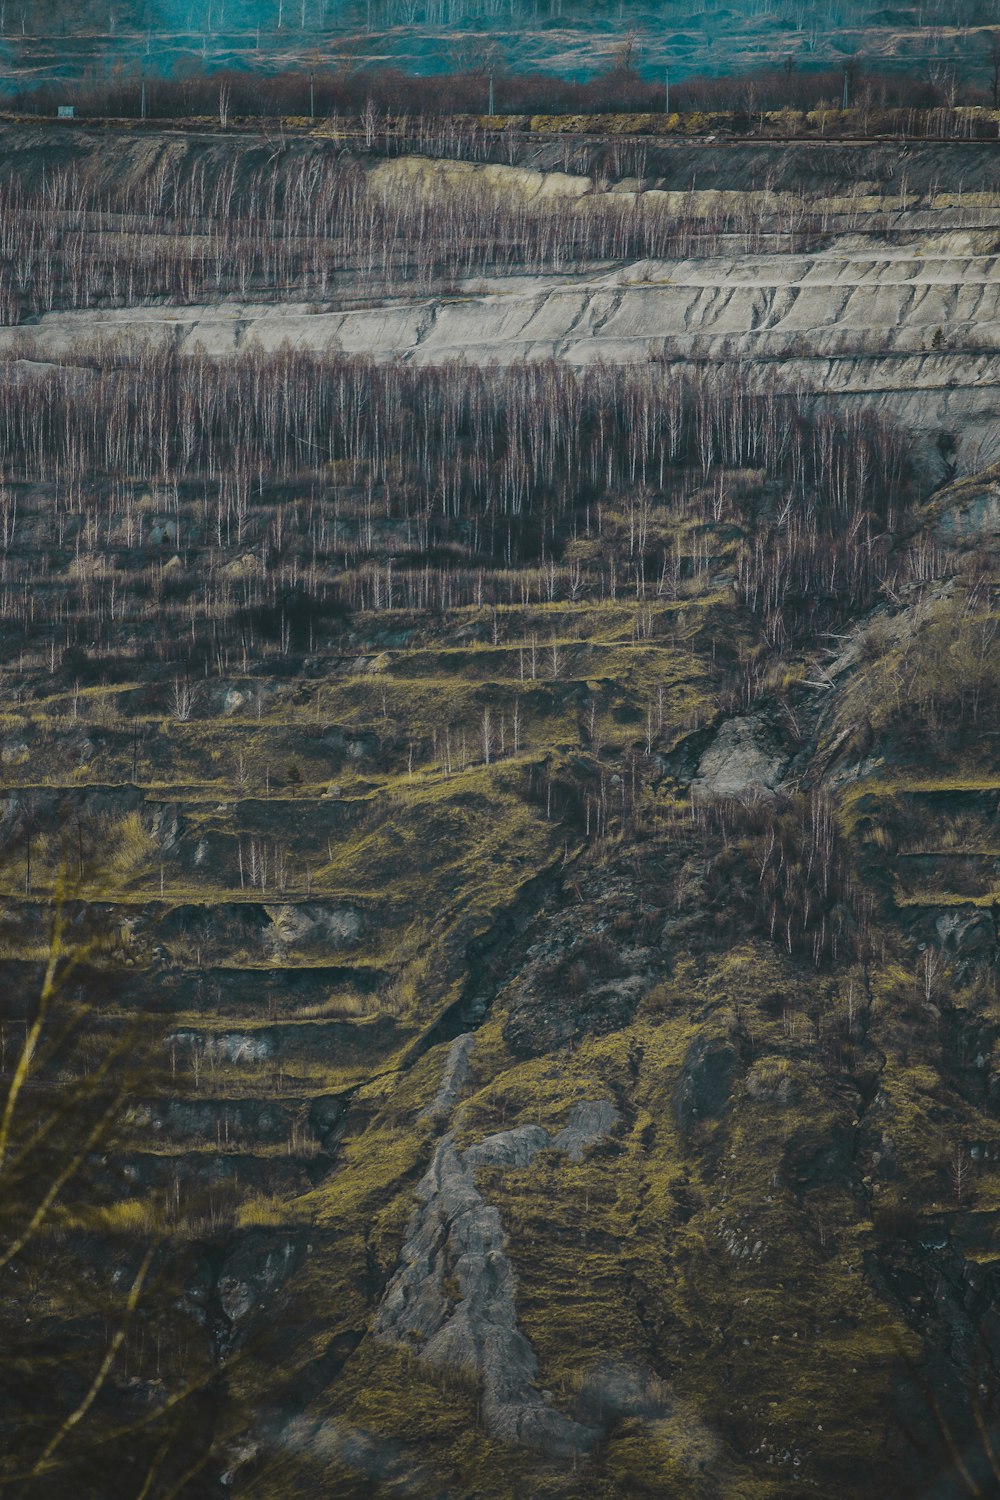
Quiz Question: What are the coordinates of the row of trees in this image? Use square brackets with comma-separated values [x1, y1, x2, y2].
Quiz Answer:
[0, 346, 920, 672]
[0, 345, 911, 510]
[0, 141, 870, 322]
[14, 58, 1000, 123]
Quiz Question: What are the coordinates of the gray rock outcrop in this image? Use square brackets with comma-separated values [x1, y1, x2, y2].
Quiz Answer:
[374, 1100, 619, 1452]
[693, 715, 788, 799]
[420, 1032, 476, 1123]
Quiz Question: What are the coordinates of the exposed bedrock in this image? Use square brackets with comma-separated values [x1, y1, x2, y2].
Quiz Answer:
[692, 713, 791, 800]
[374, 1080, 619, 1454]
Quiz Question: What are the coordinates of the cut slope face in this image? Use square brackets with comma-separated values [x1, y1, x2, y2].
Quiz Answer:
[1, 129, 1000, 473]
[9, 230, 1000, 471]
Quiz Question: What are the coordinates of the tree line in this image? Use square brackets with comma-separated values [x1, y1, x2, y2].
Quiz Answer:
[0, 343, 921, 676]
[14, 58, 1000, 124]
[0, 144, 864, 325]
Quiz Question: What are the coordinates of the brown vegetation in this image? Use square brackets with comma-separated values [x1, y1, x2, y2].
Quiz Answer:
[0, 146, 853, 325]
[10, 60, 994, 128]
[0, 346, 920, 679]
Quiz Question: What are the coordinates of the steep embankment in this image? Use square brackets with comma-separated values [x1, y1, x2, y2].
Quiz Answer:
[2, 131, 999, 472]
[10, 230, 1000, 471]
[2, 126, 998, 1499]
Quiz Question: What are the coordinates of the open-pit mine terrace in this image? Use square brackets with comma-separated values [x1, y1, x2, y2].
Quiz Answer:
[5, 136, 1000, 471]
